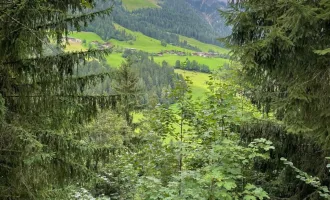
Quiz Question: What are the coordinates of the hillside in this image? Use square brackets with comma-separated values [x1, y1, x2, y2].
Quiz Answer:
[120, 0, 231, 38]
[66, 0, 232, 103]
[185, 0, 231, 37]
[122, 0, 160, 10]
[179, 35, 229, 53]
[66, 1, 231, 119]
[67, 23, 230, 101]
[83, 0, 228, 47]
[111, 24, 193, 53]
[68, 24, 229, 70]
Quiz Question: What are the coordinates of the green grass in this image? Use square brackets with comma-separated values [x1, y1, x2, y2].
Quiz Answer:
[112, 25, 229, 70]
[65, 32, 103, 52]
[65, 43, 87, 52]
[66, 32, 123, 67]
[67, 27, 231, 70]
[111, 25, 229, 69]
[69, 32, 104, 43]
[105, 53, 125, 68]
[175, 69, 210, 99]
[154, 55, 228, 70]
[122, 0, 160, 11]
[112, 24, 192, 53]
[179, 35, 229, 54]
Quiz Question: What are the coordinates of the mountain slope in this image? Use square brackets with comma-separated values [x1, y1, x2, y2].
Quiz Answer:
[86, 0, 228, 47]
[120, 0, 231, 38]
[122, 0, 160, 10]
[114, 0, 221, 45]
[111, 24, 194, 53]
[68, 24, 229, 69]
[185, 0, 231, 37]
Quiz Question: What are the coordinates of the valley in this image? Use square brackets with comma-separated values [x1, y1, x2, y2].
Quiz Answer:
[67, 23, 230, 99]
[66, 28, 229, 131]
[2, 0, 327, 199]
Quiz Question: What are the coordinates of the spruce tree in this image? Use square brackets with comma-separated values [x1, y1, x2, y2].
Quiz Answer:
[221, 2, 330, 198]
[222, 0, 330, 142]
[0, 1, 116, 199]
[113, 58, 142, 125]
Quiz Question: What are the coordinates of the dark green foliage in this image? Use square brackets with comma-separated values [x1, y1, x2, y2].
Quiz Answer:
[281, 158, 330, 199]
[122, 48, 135, 58]
[79, 110, 136, 199]
[0, 0, 116, 199]
[221, 1, 330, 198]
[128, 52, 183, 106]
[240, 121, 329, 199]
[112, 58, 142, 125]
[174, 59, 211, 73]
[161, 40, 167, 47]
[221, 0, 330, 142]
[84, 19, 136, 41]
[132, 77, 273, 199]
[124, 0, 221, 45]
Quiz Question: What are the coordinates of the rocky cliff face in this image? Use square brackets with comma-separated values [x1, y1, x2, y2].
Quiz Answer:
[185, 0, 231, 37]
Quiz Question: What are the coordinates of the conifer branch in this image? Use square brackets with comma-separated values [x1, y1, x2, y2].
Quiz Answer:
[3, 47, 113, 65]
[35, 6, 114, 30]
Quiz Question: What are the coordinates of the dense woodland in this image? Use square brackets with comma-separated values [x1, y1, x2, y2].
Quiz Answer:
[0, 0, 330, 200]
[173, 59, 211, 73]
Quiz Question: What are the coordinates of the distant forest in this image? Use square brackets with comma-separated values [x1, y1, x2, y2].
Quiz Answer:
[83, 0, 222, 49]
[79, 50, 183, 107]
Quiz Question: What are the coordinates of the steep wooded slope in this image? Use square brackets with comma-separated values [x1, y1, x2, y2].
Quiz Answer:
[185, 0, 231, 37]
[84, 0, 229, 46]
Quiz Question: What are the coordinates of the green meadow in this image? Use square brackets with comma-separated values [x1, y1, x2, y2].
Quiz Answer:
[122, 0, 160, 11]
[65, 32, 103, 52]
[66, 27, 229, 100]
[65, 28, 229, 123]
[67, 26, 230, 69]
[179, 35, 229, 54]
[65, 42, 87, 52]
[112, 24, 192, 53]
[175, 69, 211, 99]
[69, 32, 104, 43]
[153, 54, 228, 70]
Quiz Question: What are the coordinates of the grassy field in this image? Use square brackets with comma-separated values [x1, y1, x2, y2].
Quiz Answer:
[122, 0, 160, 11]
[67, 27, 230, 70]
[65, 42, 87, 52]
[105, 53, 125, 68]
[69, 32, 104, 43]
[112, 24, 192, 53]
[112, 24, 229, 69]
[175, 69, 211, 99]
[179, 35, 229, 54]
[65, 32, 103, 52]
